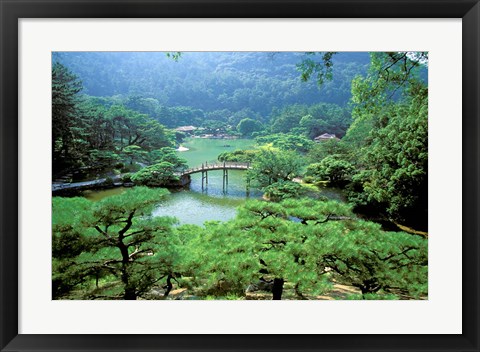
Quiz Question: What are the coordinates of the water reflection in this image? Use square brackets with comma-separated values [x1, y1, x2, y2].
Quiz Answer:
[188, 170, 261, 198]
[152, 170, 262, 226]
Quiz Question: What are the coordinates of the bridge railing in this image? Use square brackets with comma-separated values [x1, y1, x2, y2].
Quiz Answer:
[181, 161, 251, 175]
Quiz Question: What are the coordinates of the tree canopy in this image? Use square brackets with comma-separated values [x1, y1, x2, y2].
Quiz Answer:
[185, 198, 427, 300]
[53, 187, 182, 300]
[249, 148, 304, 188]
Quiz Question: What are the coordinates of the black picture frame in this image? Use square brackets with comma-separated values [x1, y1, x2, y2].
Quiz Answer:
[1, 1, 479, 351]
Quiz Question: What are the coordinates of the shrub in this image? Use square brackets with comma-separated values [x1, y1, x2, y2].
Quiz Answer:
[306, 156, 354, 185]
[121, 173, 132, 183]
[131, 162, 178, 187]
[263, 180, 305, 201]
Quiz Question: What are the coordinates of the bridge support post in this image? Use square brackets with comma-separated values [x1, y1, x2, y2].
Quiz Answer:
[202, 171, 208, 189]
[223, 168, 229, 192]
[201, 163, 208, 190]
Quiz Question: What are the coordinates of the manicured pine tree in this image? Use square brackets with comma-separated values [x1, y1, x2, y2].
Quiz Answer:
[191, 198, 427, 300]
[52, 187, 181, 300]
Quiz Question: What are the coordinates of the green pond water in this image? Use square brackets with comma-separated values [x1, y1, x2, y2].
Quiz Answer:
[84, 138, 262, 226]
[177, 137, 255, 165]
[83, 187, 127, 201]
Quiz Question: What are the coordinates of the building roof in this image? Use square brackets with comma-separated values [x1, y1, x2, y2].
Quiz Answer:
[175, 126, 197, 132]
[314, 133, 338, 141]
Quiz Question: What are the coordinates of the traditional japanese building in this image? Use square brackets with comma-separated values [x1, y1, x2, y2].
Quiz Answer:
[314, 133, 340, 142]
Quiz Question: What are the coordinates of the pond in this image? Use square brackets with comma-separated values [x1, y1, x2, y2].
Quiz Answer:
[80, 137, 346, 226]
[177, 137, 255, 166]
[82, 187, 127, 201]
[83, 138, 262, 226]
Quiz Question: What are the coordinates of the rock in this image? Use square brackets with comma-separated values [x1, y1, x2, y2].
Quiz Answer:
[245, 279, 273, 293]
[168, 288, 188, 300]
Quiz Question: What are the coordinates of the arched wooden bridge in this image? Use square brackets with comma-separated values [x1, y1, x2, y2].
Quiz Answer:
[178, 161, 252, 190]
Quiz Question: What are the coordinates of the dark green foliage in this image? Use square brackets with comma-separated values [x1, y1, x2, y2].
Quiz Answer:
[297, 52, 428, 227]
[297, 52, 337, 85]
[52, 64, 175, 178]
[307, 139, 352, 163]
[269, 104, 308, 134]
[88, 150, 121, 170]
[189, 200, 328, 300]
[191, 199, 427, 300]
[121, 173, 132, 182]
[201, 120, 229, 134]
[306, 156, 354, 185]
[217, 149, 258, 163]
[320, 222, 428, 297]
[52, 62, 85, 172]
[154, 105, 205, 128]
[131, 162, 179, 187]
[122, 145, 146, 165]
[343, 53, 428, 226]
[255, 133, 314, 153]
[131, 147, 188, 186]
[103, 104, 173, 151]
[83, 103, 174, 169]
[268, 103, 351, 139]
[175, 130, 187, 143]
[249, 148, 304, 187]
[236, 118, 264, 136]
[300, 106, 351, 139]
[52, 187, 181, 300]
[263, 180, 305, 201]
[145, 147, 188, 169]
[350, 52, 428, 117]
[349, 86, 428, 224]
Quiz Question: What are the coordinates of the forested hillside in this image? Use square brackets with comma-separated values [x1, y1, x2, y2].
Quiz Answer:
[53, 52, 369, 123]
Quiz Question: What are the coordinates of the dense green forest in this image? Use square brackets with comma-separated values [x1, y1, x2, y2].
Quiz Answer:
[52, 51, 428, 300]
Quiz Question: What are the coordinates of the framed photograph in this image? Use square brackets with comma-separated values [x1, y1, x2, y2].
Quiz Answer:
[1, 0, 479, 351]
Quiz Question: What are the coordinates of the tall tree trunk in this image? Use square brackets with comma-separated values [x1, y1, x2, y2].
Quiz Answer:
[117, 212, 136, 300]
[118, 239, 135, 299]
[272, 278, 284, 300]
[121, 264, 137, 300]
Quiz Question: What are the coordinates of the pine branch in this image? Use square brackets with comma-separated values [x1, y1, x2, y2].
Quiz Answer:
[118, 209, 136, 239]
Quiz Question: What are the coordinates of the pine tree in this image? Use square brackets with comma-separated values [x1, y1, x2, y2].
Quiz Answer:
[52, 187, 181, 300]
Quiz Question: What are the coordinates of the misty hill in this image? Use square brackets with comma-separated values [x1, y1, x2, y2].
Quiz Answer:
[52, 51, 370, 120]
